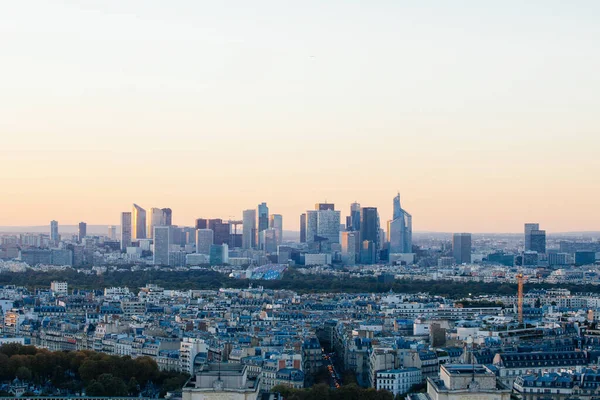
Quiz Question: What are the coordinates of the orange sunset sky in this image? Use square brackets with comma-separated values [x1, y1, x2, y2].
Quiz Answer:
[1, 1, 599, 233]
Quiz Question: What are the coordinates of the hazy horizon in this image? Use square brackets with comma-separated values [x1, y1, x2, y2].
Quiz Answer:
[2, 1, 599, 232]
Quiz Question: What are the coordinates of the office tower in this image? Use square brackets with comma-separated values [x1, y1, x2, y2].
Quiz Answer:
[315, 203, 335, 211]
[305, 211, 318, 243]
[108, 225, 117, 240]
[341, 231, 360, 265]
[257, 202, 269, 248]
[530, 229, 546, 254]
[524, 223, 539, 251]
[360, 207, 379, 249]
[360, 240, 376, 264]
[300, 213, 307, 243]
[350, 202, 361, 231]
[50, 220, 59, 242]
[209, 219, 230, 245]
[162, 208, 172, 226]
[209, 244, 228, 265]
[269, 214, 283, 245]
[196, 229, 214, 254]
[153, 226, 170, 265]
[317, 209, 341, 244]
[242, 210, 257, 249]
[147, 208, 164, 239]
[120, 212, 132, 251]
[452, 233, 472, 264]
[260, 228, 278, 253]
[388, 193, 413, 254]
[132, 204, 147, 240]
[78, 222, 87, 242]
[195, 218, 208, 230]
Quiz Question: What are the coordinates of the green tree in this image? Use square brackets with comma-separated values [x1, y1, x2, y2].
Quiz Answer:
[15, 366, 32, 382]
[85, 380, 105, 396]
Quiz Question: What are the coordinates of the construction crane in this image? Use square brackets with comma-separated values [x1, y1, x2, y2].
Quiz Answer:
[517, 273, 524, 325]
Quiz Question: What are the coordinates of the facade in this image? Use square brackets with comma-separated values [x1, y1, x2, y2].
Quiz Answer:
[524, 223, 540, 251]
[209, 219, 230, 245]
[195, 218, 208, 230]
[269, 214, 283, 246]
[422, 365, 511, 400]
[50, 281, 68, 294]
[243, 209, 257, 249]
[108, 225, 117, 240]
[78, 222, 87, 242]
[210, 244, 229, 265]
[452, 233, 472, 264]
[360, 207, 379, 260]
[341, 231, 360, 265]
[182, 363, 259, 400]
[153, 226, 170, 266]
[132, 204, 147, 240]
[388, 194, 412, 254]
[377, 368, 422, 396]
[120, 212, 132, 251]
[196, 229, 214, 255]
[162, 208, 172, 225]
[300, 213, 307, 243]
[259, 228, 278, 253]
[350, 202, 361, 232]
[530, 229, 546, 254]
[147, 208, 166, 239]
[50, 220, 59, 242]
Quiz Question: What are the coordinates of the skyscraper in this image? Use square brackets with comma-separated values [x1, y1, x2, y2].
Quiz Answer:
[195, 218, 208, 230]
[530, 229, 546, 254]
[153, 226, 170, 266]
[360, 207, 379, 252]
[524, 223, 539, 251]
[350, 202, 361, 231]
[452, 233, 472, 264]
[78, 222, 87, 242]
[315, 203, 335, 211]
[196, 229, 214, 255]
[132, 204, 147, 240]
[257, 203, 269, 248]
[300, 213, 307, 243]
[108, 225, 117, 240]
[120, 212, 132, 251]
[242, 209, 257, 249]
[209, 219, 230, 245]
[305, 210, 318, 243]
[147, 208, 165, 239]
[341, 231, 360, 265]
[269, 214, 283, 246]
[388, 193, 412, 254]
[162, 208, 172, 226]
[305, 205, 340, 249]
[260, 228, 278, 253]
[317, 209, 341, 245]
[50, 220, 59, 242]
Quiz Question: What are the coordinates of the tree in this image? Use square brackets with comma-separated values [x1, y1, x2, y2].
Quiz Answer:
[15, 366, 32, 382]
[85, 380, 105, 396]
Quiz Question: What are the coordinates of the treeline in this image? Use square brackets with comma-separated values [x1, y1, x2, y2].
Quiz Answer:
[0, 267, 597, 297]
[0, 343, 188, 397]
[272, 383, 395, 400]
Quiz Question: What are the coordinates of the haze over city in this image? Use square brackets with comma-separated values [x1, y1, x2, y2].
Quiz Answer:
[2, 1, 599, 232]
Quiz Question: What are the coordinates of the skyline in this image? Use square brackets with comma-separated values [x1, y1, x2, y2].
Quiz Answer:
[2, 1, 600, 232]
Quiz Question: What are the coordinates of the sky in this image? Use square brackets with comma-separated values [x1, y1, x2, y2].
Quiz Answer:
[1, 1, 599, 233]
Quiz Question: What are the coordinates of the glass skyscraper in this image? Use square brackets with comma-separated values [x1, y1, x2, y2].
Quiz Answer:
[388, 193, 412, 254]
[132, 203, 147, 240]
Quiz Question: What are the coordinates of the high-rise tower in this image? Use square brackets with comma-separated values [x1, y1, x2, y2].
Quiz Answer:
[388, 193, 412, 254]
[120, 212, 132, 251]
[132, 204, 147, 240]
